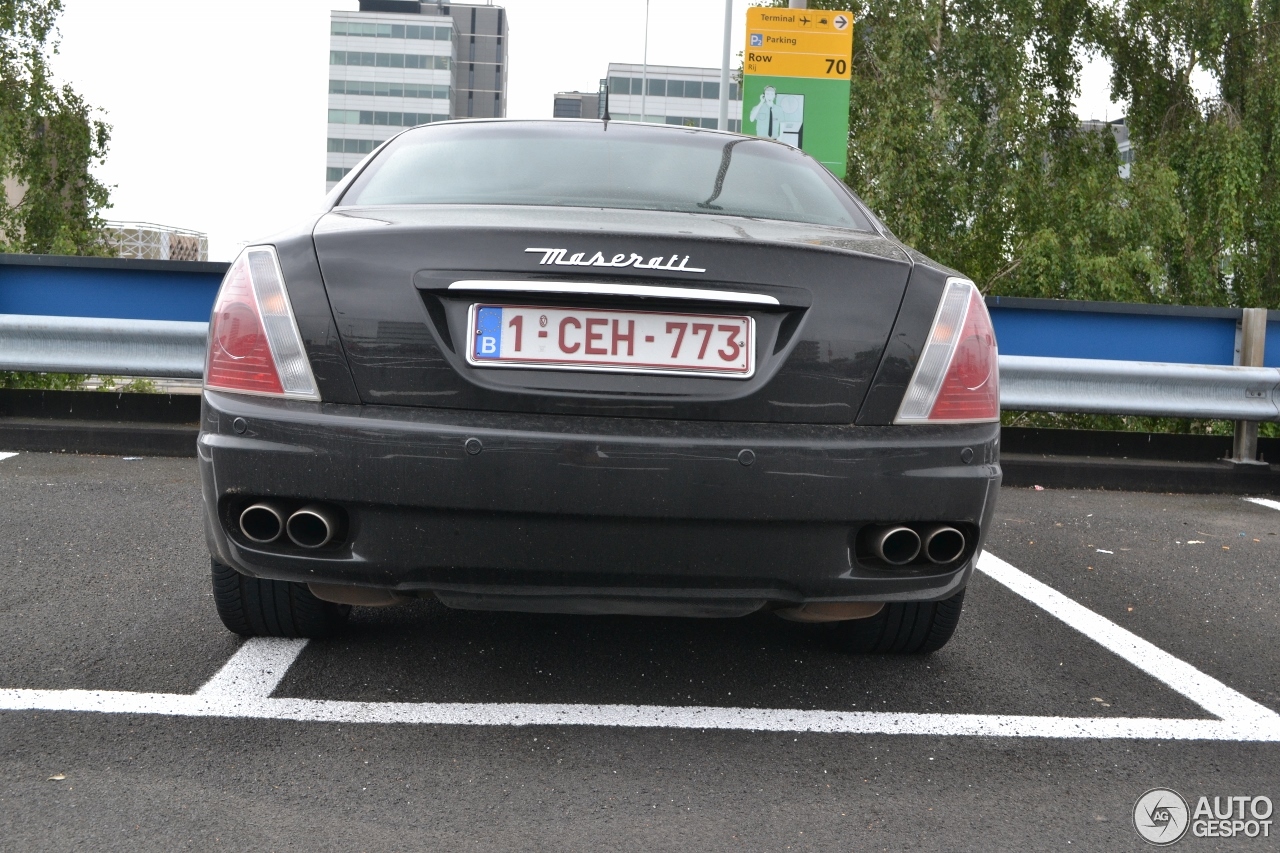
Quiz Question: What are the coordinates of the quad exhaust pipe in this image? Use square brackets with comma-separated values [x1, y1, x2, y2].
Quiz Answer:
[868, 526, 922, 566]
[238, 501, 342, 549]
[285, 504, 340, 549]
[866, 524, 968, 566]
[921, 525, 966, 565]
[239, 502, 285, 543]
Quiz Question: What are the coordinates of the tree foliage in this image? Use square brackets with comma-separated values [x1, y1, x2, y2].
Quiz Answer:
[770, 0, 1280, 309]
[1102, 0, 1280, 307]
[0, 0, 112, 255]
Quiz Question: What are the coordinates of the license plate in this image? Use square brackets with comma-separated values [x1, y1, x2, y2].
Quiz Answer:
[466, 304, 755, 378]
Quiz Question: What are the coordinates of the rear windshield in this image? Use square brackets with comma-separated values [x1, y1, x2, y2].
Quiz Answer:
[338, 121, 874, 231]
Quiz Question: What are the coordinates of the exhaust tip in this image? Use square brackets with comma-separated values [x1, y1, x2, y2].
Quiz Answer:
[923, 526, 966, 564]
[872, 526, 922, 566]
[239, 502, 284, 543]
[287, 504, 338, 549]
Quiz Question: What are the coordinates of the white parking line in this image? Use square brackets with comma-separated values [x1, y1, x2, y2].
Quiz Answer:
[2, 552, 1278, 740]
[195, 638, 308, 702]
[0, 452, 17, 462]
[0, 688, 1272, 739]
[1243, 497, 1280, 512]
[979, 552, 1279, 725]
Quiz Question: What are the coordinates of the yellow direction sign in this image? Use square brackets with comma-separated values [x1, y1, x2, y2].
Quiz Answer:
[744, 7, 853, 80]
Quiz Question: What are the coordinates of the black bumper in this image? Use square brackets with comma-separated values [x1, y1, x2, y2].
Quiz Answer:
[199, 391, 1001, 607]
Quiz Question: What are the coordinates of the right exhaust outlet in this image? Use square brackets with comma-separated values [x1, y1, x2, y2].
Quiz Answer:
[286, 504, 340, 549]
[921, 525, 966, 564]
[869, 525, 922, 566]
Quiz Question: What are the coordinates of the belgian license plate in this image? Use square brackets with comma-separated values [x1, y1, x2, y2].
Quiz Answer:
[466, 304, 755, 378]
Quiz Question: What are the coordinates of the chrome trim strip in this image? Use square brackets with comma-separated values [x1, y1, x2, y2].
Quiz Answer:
[449, 280, 780, 306]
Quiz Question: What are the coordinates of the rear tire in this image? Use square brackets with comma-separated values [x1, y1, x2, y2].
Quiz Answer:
[825, 589, 965, 654]
[211, 558, 350, 638]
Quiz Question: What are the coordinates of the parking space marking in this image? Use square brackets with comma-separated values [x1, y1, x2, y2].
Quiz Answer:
[1243, 497, 1280, 512]
[0, 688, 1276, 739]
[2, 552, 1279, 740]
[195, 638, 308, 701]
[978, 552, 1280, 725]
[0, 452, 17, 462]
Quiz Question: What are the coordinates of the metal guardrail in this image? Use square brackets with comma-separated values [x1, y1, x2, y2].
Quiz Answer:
[1000, 356, 1280, 421]
[0, 314, 206, 379]
[4, 253, 1279, 363]
[3, 314, 1280, 425]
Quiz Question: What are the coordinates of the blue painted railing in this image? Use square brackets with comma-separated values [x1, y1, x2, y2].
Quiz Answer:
[2, 254, 1276, 367]
[0, 254, 227, 323]
[983, 296, 1267, 367]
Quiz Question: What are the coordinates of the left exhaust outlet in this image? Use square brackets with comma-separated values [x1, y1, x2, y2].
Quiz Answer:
[239, 502, 285, 543]
[287, 504, 340, 549]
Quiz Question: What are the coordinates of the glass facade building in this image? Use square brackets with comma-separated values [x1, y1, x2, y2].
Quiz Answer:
[326, 1, 508, 190]
[603, 63, 743, 132]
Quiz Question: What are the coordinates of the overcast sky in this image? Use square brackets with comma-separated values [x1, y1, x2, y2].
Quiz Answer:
[52, 0, 1124, 261]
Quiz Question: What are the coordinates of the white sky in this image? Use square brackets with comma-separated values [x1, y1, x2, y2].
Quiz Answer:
[52, 1, 1125, 261]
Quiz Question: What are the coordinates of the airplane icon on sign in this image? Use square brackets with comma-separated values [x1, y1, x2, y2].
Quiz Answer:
[799, 15, 810, 25]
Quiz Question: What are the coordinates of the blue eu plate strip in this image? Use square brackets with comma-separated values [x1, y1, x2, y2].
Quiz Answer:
[473, 306, 502, 359]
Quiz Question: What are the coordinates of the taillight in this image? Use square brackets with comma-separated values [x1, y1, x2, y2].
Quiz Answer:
[895, 278, 999, 424]
[205, 247, 320, 400]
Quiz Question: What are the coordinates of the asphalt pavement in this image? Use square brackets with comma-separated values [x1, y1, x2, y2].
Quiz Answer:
[1, 451, 1278, 851]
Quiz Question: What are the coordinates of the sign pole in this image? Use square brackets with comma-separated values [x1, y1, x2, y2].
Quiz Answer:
[718, 0, 732, 131]
[640, 0, 650, 122]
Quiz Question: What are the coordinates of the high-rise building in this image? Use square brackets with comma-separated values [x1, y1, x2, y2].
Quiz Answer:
[326, 1, 508, 190]
[603, 64, 743, 131]
[440, 2, 507, 121]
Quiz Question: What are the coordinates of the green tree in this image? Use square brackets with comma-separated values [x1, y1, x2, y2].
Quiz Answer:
[821, 0, 1175, 302]
[0, 0, 112, 256]
[770, 0, 1280, 312]
[1102, 0, 1280, 308]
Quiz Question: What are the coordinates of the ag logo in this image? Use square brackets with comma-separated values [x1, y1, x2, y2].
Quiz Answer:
[1134, 788, 1190, 845]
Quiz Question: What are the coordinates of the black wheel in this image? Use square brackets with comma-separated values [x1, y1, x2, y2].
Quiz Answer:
[211, 558, 350, 638]
[825, 589, 965, 654]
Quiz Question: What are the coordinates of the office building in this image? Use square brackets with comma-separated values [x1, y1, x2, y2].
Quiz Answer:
[604, 63, 743, 131]
[1080, 117, 1133, 177]
[1080, 117, 1133, 178]
[553, 89, 603, 119]
[327, 1, 508, 190]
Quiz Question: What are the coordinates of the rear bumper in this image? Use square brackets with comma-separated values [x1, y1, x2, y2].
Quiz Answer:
[199, 390, 1001, 606]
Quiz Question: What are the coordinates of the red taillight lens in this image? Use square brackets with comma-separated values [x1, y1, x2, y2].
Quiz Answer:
[205, 248, 319, 400]
[895, 279, 999, 424]
[206, 255, 284, 395]
[928, 288, 999, 420]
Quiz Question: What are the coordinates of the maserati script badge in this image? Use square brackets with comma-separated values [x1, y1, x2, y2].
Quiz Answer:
[525, 247, 706, 273]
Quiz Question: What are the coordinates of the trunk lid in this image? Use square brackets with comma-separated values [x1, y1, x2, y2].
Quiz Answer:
[311, 205, 912, 424]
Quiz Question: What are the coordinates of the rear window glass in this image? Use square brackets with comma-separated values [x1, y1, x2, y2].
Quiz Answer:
[338, 121, 873, 231]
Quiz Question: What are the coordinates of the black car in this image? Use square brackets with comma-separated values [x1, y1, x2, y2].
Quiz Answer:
[200, 119, 1000, 653]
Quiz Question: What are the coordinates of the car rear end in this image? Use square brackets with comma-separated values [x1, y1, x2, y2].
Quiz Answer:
[198, 120, 1000, 647]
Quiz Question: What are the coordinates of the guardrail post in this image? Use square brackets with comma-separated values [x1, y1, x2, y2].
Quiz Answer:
[1231, 307, 1268, 465]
